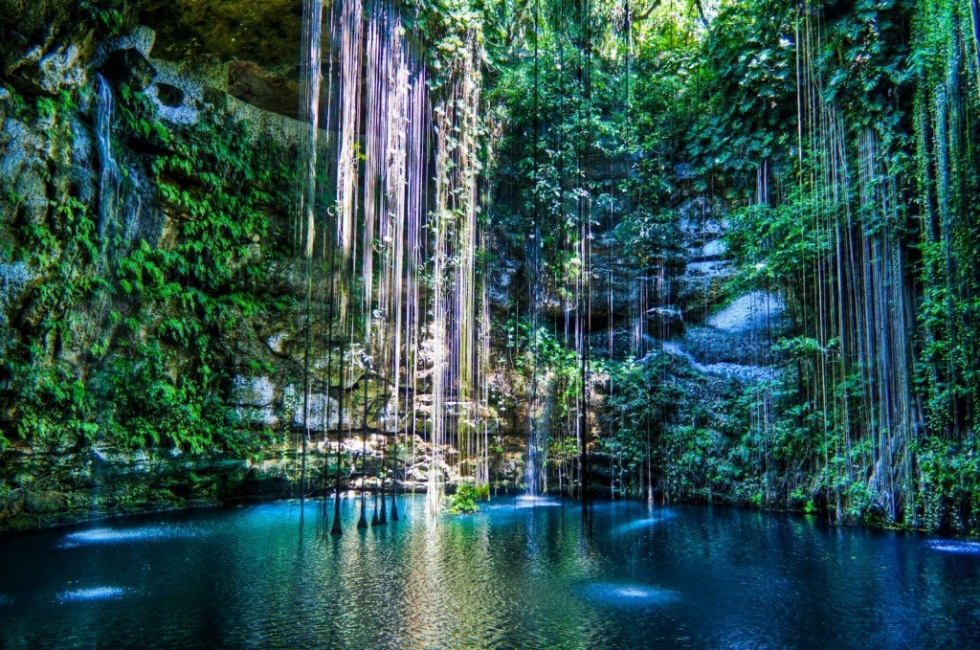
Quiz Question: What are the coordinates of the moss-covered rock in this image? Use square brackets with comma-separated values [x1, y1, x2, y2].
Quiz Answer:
[140, 0, 303, 72]
[23, 489, 63, 514]
[0, 0, 75, 37]
[6, 513, 34, 531]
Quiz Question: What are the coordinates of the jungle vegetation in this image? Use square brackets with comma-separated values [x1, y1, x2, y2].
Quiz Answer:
[1, 0, 979, 534]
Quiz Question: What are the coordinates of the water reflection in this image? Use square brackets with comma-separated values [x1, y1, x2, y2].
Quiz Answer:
[1, 498, 980, 648]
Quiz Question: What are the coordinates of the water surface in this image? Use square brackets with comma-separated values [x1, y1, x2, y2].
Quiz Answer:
[1, 496, 979, 648]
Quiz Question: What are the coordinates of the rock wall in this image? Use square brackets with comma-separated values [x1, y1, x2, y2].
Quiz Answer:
[0, 0, 791, 530]
[1, 8, 506, 533]
[0, 430, 530, 533]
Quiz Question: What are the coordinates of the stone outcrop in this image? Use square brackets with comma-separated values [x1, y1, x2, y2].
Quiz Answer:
[227, 61, 300, 119]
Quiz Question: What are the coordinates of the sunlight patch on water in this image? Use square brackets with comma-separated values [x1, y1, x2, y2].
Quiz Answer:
[580, 582, 680, 607]
[511, 495, 563, 508]
[926, 540, 980, 554]
[56, 587, 127, 603]
[59, 525, 197, 548]
[613, 511, 676, 535]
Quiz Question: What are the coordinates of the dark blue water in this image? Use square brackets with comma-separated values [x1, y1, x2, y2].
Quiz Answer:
[2, 496, 979, 649]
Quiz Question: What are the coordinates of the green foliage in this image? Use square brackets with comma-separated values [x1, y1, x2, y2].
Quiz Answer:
[503, 317, 576, 373]
[449, 482, 481, 514]
[403, 0, 484, 88]
[485, 0, 693, 311]
[683, 0, 797, 188]
[13, 359, 98, 446]
[77, 0, 136, 37]
[600, 355, 675, 490]
[667, 0, 980, 534]
[820, 0, 912, 130]
[124, 108, 285, 328]
[3, 191, 102, 446]
[1, 74, 294, 454]
[15, 196, 103, 328]
[503, 316, 582, 435]
[482, 0, 980, 534]
[2, 0, 978, 537]
[918, 436, 980, 534]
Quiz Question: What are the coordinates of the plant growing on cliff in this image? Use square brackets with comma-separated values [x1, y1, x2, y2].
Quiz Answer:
[1, 72, 294, 454]
[104, 99, 294, 452]
[79, 1, 126, 37]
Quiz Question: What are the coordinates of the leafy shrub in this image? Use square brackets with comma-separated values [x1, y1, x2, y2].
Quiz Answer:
[449, 482, 481, 514]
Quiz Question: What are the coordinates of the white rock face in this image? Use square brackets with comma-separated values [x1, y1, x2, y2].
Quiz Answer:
[114, 26, 157, 57]
[266, 332, 287, 353]
[708, 291, 785, 333]
[231, 376, 275, 406]
[146, 59, 202, 125]
[283, 385, 349, 431]
[0, 262, 32, 301]
[685, 260, 730, 278]
[1, 117, 50, 224]
[701, 239, 727, 258]
[292, 392, 342, 431]
[661, 341, 779, 383]
[230, 376, 278, 427]
[38, 43, 87, 94]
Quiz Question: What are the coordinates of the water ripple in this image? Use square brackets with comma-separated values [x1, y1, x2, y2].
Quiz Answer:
[2, 498, 979, 648]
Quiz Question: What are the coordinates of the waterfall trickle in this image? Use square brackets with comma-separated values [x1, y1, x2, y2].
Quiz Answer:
[95, 74, 118, 241]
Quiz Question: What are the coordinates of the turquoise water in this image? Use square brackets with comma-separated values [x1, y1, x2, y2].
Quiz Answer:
[2, 496, 979, 648]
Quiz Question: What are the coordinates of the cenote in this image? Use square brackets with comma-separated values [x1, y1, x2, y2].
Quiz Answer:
[5, 0, 980, 646]
[3, 497, 980, 649]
